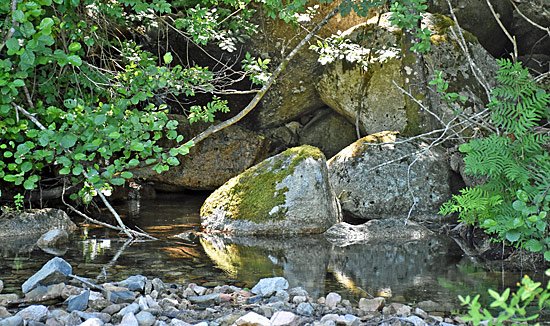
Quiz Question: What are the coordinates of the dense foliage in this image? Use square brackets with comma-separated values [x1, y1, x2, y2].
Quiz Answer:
[0, 0, 431, 206]
[440, 59, 550, 259]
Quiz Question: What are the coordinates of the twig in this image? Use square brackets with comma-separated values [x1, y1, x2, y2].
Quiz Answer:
[190, 6, 340, 144]
[95, 238, 133, 282]
[509, 1, 550, 36]
[68, 274, 107, 292]
[486, 0, 517, 61]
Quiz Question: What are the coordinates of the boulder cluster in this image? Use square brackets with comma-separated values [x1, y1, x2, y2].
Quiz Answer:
[0, 258, 466, 326]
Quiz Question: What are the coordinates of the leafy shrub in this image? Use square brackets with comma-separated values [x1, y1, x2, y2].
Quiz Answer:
[440, 59, 550, 259]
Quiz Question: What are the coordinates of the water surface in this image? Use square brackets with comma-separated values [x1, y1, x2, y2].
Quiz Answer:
[0, 193, 544, 312]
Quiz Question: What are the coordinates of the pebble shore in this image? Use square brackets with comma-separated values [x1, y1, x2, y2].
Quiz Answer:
[0, 258, 467, 326]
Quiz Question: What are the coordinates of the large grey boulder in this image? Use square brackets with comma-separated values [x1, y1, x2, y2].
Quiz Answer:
[316, 12, 499, 137]
[134, 115, 270, 191]
[0, 208, 76, 238]
[201, 145, 342, 235]
[251, 277, 289, 297]
[327, 132, 452, 221]
[22, 257, 72, 294]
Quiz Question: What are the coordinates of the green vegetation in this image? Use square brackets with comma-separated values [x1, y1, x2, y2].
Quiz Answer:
[439, 59, 550, 259]
[459, 270, 550, 326]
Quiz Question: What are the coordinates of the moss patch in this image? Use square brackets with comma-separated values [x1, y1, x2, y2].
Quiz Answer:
[430, 13, 478, 47]
[201, 145, 324, 223]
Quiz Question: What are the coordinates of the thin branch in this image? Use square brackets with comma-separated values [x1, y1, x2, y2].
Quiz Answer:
[486, 0, 517, 61]
[509, 1, 550, 36]
[190, 6, 340, 145]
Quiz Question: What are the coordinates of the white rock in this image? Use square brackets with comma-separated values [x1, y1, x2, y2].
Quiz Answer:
[234, 312, 271, 326]
[270, 311, 298, 326]
[120, 312, 139, 326]
[325, 293, 341, 310]
[79, 317, 104, 326]
[251, 277, 289, 297]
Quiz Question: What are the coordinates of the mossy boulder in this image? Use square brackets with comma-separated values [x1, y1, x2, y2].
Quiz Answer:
[317, 12, 499, 137]
[327, 132, 452, 221]
[200, 145, 342, 235]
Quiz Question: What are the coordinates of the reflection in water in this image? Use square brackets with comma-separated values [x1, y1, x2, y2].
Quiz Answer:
[0, 193, 541, 306]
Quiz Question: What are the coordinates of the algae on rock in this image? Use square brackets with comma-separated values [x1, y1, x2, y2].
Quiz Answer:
[201, 145, 341, 235]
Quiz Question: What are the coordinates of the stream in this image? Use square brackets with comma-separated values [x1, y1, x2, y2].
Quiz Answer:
[0, 193, 545, 312]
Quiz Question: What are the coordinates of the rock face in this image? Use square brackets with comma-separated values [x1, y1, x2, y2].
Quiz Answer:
[327, 132, 451, 220]
[0, 209, 76, 238]
[201, 145, 341, 235]
[427, 0, 513, 57]
[36, 229, 69, 248]
[298, 108, 358, 159]
[316, 12, 499, 136]
[134, 115, 270, 191]
[244, 2, 367, 128]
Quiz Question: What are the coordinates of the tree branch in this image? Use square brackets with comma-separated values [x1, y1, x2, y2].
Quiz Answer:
[190, 6, 340, 145]
[0, 0, 18, 53]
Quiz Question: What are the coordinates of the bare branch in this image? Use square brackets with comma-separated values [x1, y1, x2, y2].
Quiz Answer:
[191, 6, 340, 145]
[0, 0, 18, 53]
[486, 0, 518, 60]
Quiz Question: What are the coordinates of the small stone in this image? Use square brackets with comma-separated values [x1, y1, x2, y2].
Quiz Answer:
[270, 311, 298, 326]
[192, 285, 207, 296]
[0, 315, 23, 326]
[145, 295, 158, 308]
[192, 322, 208, 326]
[170, 319, 192, 326]
[274, 290, 289, 303]
[0, 294, 19, 306]
[382, 306, 391, 316]
[413, 307, 428, 319]
[325, 293, 341, 310]
[107, 291, 136, 304]
[45, 317, 62, 326]
[151, 279, 166, 293]
[36, 229, 69, 248]
[89, 299, 111, 312]
[60, 285, 82, 299]
[0, 280, 3, 293]
[234, 312, 271, 326]
[400, 316, 427, 326]
[390, 303, 411, 316]
[117, 303, 140, 317]
[16, 305, 50, 322]
[101, 303, 124, 315]
[188, 293, 220, 305]
[292, 296, 307, 304]
[79, 318, 104, 326]
[144, 280, 153, 295]
[317, 297, 325, 305]
[67, 290, 89, 312]
[0, 306, 12, 318]
[288, 287, 308, 297]
[359, 297, 385, 312]
[120, 312, 139, 326]
[296, 302, 314, 316]
[138, 296, 149, 311]
[135, 311, 155, 326]
[118, 276, 147, 292]
[251, 277, 289, 297]
[22, 257, 72, 294]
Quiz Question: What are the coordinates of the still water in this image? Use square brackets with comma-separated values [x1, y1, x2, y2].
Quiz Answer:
[0, 193, 544, 311]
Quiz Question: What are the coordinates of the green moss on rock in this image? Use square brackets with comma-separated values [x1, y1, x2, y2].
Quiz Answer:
[200, 145, 324, 223]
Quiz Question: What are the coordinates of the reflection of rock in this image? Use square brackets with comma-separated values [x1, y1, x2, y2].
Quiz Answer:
[328, 236, 461, 302]
[324, 219, 434, 247]
[199, 234, 331, 297]
[201, 145, 341, 235]
[328, 132, 451, 221]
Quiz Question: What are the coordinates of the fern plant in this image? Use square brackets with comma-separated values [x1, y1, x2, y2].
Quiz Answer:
[440, 59, 550, 260]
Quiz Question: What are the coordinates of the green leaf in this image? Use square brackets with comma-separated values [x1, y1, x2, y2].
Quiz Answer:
[94, 115, 107, 125]
[60, 134, 78, 148]
[13, 10, 26, 23]
[130, 142, 144, 152]
[12, 79, 25, 87]
[110, 178, 125, 186]
[163, 52, 173, 64]
[121, 171, 133, 178]
[505, 230, 520, 243]
[38, 17, 54, 32]
[68, 42, 81, 52]
[20, 50, 36, 66]
[525, 239, 543, 252]
[59, 167, 71, 174]
[67, 55, 82, 66]
[23, 178, 36, 190]
[21, 161, 32, 173]
[6, 38, 20, 52]
[545, 251, 550, 262]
